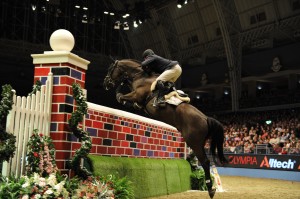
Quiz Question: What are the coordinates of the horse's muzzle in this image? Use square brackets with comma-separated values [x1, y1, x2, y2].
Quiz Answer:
[103, 76, 115, 90]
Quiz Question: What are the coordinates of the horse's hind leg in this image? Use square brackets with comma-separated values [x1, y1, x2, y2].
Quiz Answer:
[192, 145, 216, 199]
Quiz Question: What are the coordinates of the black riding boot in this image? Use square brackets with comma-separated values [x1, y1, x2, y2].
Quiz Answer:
[154, 80, 169, 107]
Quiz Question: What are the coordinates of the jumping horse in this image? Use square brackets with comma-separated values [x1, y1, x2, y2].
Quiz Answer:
[103, 59, 228, 198]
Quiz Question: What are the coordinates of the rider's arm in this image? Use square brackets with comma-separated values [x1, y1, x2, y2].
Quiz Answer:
[141, 55, 155, 68]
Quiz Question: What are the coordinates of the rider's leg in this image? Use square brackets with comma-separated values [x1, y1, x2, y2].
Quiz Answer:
[154, 80, 168, 106]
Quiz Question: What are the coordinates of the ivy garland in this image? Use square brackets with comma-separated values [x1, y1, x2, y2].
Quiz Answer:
[0, 84, 16, 163]
[28, 80, 42, 96]
[68, 83, 92, 179]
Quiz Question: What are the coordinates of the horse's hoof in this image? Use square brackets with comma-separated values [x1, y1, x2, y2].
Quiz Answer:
[208, 188, 216, 199]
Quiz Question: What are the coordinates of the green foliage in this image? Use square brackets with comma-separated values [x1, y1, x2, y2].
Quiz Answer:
[28, 80, 42, 96]
[190, 168, 215, 191]
[26, 130, 58, 177]
[68, 83, 92, 179]
[0, 84, 16, 163]
[101, 175, 134, 199]
[0, 175, 22, 199]
[89, 155, 191, 199]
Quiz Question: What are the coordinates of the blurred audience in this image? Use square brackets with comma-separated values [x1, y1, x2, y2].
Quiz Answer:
[211, 108, 300, 155]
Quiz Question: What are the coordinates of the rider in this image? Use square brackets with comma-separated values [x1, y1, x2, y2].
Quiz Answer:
[141, 49, 182, 107]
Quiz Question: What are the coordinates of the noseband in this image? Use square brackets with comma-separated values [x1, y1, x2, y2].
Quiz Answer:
[105, 60, 130, 87]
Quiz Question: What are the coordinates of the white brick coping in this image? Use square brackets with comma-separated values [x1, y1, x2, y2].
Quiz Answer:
[87, 102, 176, 130]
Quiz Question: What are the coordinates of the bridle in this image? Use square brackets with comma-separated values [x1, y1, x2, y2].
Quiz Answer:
[105, 60, 142, 89]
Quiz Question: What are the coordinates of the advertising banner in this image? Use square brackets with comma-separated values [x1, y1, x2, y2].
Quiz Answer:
[224, 154, 300, 172]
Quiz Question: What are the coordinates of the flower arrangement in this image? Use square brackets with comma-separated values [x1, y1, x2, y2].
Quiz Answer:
[19, 173, 69, 199]
[26, 130, 58, 177]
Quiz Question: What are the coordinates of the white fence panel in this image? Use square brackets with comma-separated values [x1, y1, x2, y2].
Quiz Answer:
[2, 73, 53, 177]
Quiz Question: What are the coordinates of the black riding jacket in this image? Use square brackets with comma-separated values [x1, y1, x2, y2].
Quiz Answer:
[141, 54, 178, 74]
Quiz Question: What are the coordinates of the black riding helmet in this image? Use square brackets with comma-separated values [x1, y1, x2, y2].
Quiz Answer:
[142, 49, 155, 59]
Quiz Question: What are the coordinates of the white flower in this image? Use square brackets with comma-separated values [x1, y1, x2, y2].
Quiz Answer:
[54, 181, 65, 193]
[38, 177, 46, 187]
[33, 173, 40, 183]
[22, 182, 30, 188]
[21, 195, 29, 199]
[47, 173, 57, 187]
[34, 194, 41, 199]
[44, 189, 54, 195]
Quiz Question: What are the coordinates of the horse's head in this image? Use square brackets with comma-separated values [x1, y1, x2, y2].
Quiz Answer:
[103, 59, 142, 90]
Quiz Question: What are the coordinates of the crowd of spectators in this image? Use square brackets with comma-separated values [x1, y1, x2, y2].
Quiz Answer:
[212, 108, 300, 155]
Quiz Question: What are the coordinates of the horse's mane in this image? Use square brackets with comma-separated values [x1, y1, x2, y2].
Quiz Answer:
[126, 59, 142, 65]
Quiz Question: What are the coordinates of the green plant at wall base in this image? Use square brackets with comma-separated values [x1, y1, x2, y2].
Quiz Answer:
[26, 130, 58, 177]
[68, 83, 92, 179]
[0, 175, 23, 199]
[190, 168, 215, 191]
[101, 175, 134, 199]
[0, 84, 16, 163]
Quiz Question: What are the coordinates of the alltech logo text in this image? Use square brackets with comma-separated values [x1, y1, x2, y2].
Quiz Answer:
[260, 156, 296, 170]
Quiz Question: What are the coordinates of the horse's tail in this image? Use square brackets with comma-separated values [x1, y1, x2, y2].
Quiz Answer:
[207, 117, 228, 165]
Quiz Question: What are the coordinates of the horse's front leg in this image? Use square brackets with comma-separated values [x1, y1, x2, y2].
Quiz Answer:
[116, 91, 138, 103]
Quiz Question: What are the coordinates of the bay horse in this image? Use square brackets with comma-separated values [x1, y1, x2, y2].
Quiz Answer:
[103, 59, 228, 198]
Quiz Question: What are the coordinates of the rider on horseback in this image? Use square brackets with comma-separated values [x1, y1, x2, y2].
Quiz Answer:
[141, 49, 182, 107]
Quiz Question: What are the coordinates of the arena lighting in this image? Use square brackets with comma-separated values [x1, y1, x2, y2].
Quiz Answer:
[177, 0, 184, 8]
[123, 22, 129, 30]
[31, 4, 37, 11]
[82, 14, 88, 23]
[133, 21, 138, 28]
[83, 6, 88, 10]
[265, 120, 272, 125]
[75, 5, 80, 8]
[114, 21, 121, 29]
[224, 90, 229, 95]
[104, 11, 109, 14]
[110, 12, 115, 16]
[257, 85, 262, 90]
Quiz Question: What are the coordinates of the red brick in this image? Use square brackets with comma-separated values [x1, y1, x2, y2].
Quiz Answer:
[56, 151, 71, 159]
[55, 160, 65, 170]
[93, 121, 103, 129]
[123, 127, 131, 133]
[108, 131, 118, 139]
[154, 139, 159, 145]
[91, 146, 96, 153]
[34, 67, 51, 76]
[116, 148, 125, 154]
[52, 95, 66, 103]
[51, 104, 59, 113]
[144, 144, 150, 150]
[72, 142, 81, 150]
[114, 125, 122, 132]
[53, 85, 69, 94]
[134, 136, 141, 142]
[97, 146, 107, 154]
[141, 150, 147, 156]
[121, 141, 129, 147]
[92, 137, 102, 145]
[131, 129, 137, 135]
[125, 148, 133, 155]
[112, 140, 121, 146]
[151, 145, 156, 150]
[50, 132, 67, 140]
[118, 133, 126, 140]
[98, 130, 108, 138]
[51, 113, 66, 122]
[108, 147, 116, 154]
[53, 141, 71, 150]
[85, 119, 92, 127]
[137, 143, 144, 149]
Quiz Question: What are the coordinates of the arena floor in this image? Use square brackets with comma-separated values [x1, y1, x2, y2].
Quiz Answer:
[148, 176, 300, 199]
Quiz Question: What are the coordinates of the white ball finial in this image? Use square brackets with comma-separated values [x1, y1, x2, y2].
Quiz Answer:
[49, 29, 75, 51]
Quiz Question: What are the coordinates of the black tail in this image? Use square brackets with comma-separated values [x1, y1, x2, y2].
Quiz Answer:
[207, 117, 228, 165]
